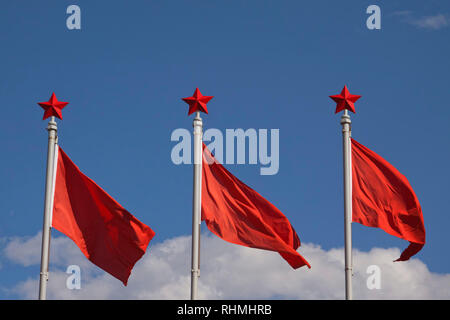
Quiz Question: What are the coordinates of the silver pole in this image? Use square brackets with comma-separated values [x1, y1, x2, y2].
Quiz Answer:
[341, 110, 353, 300]
[191, 111, 202, 300]
[38, 116, 58, 300]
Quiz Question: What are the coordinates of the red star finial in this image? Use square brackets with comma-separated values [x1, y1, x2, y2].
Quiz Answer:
[329, 85, 361, 114]
[37, 92, 69, 120]
[182, 88, 213, 116]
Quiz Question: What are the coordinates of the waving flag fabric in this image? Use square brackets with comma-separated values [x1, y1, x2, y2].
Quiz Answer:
[51, 147, 155, 285]
[351, 138, 425, 261]
[201, 144, 310, 269]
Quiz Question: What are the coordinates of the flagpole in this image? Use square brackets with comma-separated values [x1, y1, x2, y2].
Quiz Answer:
[38, 116, 58, 300]
[191, 111, 202, 300]
[341, 110, 353, 300]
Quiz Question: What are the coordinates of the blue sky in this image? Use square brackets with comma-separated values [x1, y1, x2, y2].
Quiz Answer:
[0, 1, 449, 299]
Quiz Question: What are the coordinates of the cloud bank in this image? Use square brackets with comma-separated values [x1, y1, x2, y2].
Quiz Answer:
[2, 232, 450, 299]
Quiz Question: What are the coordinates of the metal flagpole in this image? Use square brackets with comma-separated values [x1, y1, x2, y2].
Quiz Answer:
[191, 111, 203, 300]
[38, 116, 58, 300]
[341, 110, 353, 300]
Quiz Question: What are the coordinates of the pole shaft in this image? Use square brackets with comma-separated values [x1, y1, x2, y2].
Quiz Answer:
[38, 117, 58, 300]
[191, 112, 202, 300]
[341, 110, 353, 300]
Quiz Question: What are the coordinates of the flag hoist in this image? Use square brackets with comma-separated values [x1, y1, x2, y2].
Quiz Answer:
[330, 85, 361, 300]
[181, 88, 213, 300]
[37, 93, 68, 300]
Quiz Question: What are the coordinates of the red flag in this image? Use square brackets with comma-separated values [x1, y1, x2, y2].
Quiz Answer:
[51, 147, 155, 285]
[201, 144, 310, 269]
[351, 138, 425, 261]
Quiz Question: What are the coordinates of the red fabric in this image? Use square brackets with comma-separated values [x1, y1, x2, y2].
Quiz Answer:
[201, 144, 310, 269]
[351, 139, 425, 261]
[52, 147, 155, 285]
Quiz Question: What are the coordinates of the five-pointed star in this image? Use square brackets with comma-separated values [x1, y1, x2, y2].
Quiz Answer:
[37, 92, 69, 120]
[182, 88, 213, 116]
[329, 85, 361, 114]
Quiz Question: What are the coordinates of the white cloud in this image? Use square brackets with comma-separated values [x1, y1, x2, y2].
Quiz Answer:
[3, 233, 42, 267]
[411, 14, 449, 30]
[392, 11, 450, 30]
[2, 232, 450, 300]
